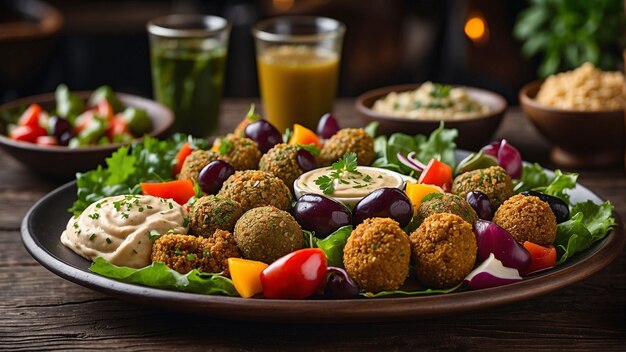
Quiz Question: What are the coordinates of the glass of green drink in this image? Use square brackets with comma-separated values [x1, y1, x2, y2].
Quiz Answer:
[147, 15, 230, 136]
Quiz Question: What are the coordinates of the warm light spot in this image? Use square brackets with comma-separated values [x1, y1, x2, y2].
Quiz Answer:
[464, 15, 489, 45]
[273, 0, 294, 11]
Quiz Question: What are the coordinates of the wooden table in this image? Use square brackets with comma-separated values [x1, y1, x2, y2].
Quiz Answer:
[2, 99, 625, 351]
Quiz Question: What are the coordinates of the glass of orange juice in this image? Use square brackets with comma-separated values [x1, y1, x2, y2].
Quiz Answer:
[252, 16, 345, 133]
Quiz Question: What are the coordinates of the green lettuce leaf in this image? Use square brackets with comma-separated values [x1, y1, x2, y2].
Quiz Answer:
[362, 283, 461, 298]
[555, 201, 616, 264]
[514, 163, 578, 204]
[316, 225, 352, 268]
[372, 122, 457, 175]
[90, 257, 238, 296]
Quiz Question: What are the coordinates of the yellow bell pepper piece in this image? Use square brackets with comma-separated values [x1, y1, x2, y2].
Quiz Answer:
[405, 182, 444, 214]
[228, 257, 269, 298]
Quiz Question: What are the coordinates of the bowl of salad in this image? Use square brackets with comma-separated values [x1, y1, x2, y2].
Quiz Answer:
[0, 84, 173, 179]
[356, 83, 507, 149]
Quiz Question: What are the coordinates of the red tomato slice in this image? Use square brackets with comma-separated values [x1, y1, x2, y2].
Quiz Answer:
[9, 125, 47, 143]
[96, 99, 114, 120]
[418, 159, 452, 191]
[522, 241, 557, 275]
[74, 110, 95, 133]
[140, 179, 195, 205]
[260, 248, 327, 299]
[106, 115, 130, 140]
[173, 142, 193, 176]
[18, 104, 42, 128]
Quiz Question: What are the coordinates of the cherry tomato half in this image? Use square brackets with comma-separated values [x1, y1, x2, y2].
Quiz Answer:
[418, 158, 452, 191]
[260, 248, 327, 299]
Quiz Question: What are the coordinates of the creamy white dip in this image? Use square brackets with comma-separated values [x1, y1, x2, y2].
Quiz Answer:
[296, 166, 403, 198]
[60, 194, 188, 268]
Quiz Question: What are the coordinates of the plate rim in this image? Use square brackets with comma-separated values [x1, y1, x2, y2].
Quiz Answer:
[21, 178, 625, 324]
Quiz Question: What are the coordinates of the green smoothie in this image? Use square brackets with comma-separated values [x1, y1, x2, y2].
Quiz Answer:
[151, 46, 226, 136]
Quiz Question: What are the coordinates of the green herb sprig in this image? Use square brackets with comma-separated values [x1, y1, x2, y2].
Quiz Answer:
[314, 152, 360, 195]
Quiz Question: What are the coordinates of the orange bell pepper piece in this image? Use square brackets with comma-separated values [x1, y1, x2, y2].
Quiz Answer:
[172, 142, 193, 176]
[289, 124, 322, 148]
[228, 258, 269, 298]
[405, 183, 443, 214]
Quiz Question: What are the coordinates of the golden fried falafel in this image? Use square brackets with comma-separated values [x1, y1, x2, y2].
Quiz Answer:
[151, 230, 241, 276]
[415, 193, 478, 226]
[217, 170, 293, 211]
[212, 133, 261, 171]
[452, 166, 513, 207]
[493, 194, 557, 246]
[188, 196, 244, 237]
[409, 213, 477, 289]
[319, 128, 375, 166]
[259, 143, 307, 189]
[343, 218, 411, 293]
[178, 150, 220, 181]
[234, 206, 304, 263]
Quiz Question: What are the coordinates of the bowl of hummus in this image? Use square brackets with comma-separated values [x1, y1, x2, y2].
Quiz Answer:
[356, 83, 507, 149]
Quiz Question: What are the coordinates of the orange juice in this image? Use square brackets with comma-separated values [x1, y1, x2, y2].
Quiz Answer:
[257, 45, 339, 133]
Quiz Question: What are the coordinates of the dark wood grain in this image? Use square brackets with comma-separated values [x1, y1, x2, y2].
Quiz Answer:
[1, 100, 625, 351]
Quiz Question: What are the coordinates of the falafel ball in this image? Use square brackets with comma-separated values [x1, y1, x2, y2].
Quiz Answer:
[452, 166, 513, 207]
[259, 143, 308, 189]
[217, 170, 293, 211]
[189, 196, 244, 237]
[212, 133, 261, 171]
[319, 128, 375, 166]
[409, 213, 477, 289]
[493, 194, 557, 246]
[178, 150, 219, 181]
[234, 206, 304, 263]
[415, 193, 478, 226]
[151, 230, 241, 276]
[343, 218, 410, 293]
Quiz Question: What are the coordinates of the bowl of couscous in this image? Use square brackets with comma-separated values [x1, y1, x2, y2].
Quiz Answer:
[519, 63, 626, 168]
[355, 83, 507, 149]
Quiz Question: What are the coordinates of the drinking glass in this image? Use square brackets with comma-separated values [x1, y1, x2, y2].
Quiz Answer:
[148, 15, 231, 136]
[252, 16, 345, 133]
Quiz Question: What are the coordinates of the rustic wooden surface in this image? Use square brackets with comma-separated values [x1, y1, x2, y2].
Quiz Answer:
[1, 99, 625, 351]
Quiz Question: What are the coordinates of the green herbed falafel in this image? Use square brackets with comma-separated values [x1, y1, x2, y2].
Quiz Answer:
[493, 194, 557, 246]
[319, 128, 375, 166]
[343, 217, 410, 293]
[178, 150, 220, 181]
[212, 133, 261, 171]
[217, 170, 293, 211]
[188, 196, 244, 237]
[151, 230, 241, 276]
[410, 213, 477, 289]
[259, 143, 305, 189]
[452, 166, 513, 207]
[415, 193, 478, 226]
[234, 206, 304, 263]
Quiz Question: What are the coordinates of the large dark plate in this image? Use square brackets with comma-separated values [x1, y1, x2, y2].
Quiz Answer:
[21, 168, 624, 323]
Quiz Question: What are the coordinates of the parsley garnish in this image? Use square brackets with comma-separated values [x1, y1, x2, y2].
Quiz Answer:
[218, 139, 232, 155]
[187, 253, 196, 261]
[314, 152, 360, 195]
[429, 84, 452, 98]
[148, 229, 163, 243]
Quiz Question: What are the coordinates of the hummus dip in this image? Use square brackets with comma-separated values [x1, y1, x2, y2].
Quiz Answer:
[296, 166, 403, 199]
[61, 194, 188, 268]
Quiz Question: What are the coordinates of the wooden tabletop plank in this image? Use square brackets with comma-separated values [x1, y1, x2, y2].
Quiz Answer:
[1, 99, 625, 350]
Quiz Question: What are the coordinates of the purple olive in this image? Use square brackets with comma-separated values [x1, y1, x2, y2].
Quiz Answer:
[198, 160, 235, 195]
[244, 120, 282, 153]
[49, 116, 72, 138]
[316, 113, 340, 139]
[296, 149, 317, 172]
[324, 267, 359, 299]
[521, 190, 570, 223]
[466, 191, 495, 221]
[294, 194, 351, 238]
[353, 188, 413, 228]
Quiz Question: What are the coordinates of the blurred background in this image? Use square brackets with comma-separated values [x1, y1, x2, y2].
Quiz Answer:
[1, 0, 624, 104]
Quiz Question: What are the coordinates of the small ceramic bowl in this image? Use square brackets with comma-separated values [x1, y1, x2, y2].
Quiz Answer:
[355, 83, 507, 150]
[519, 81, 625, 168]
[0, 92, 174, 179]
[293, 166, 413, 207]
